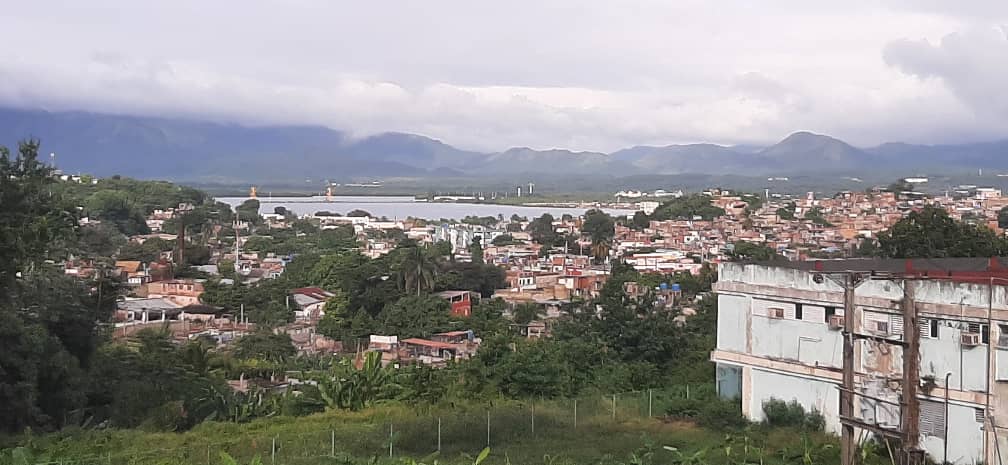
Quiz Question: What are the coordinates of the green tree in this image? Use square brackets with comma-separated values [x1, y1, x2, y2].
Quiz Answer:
[0, 140, 77, 286]
[729, 241, 782, 261]
[84, 190, 150, 236]
[582, 209, 615, 261]
[512, 302, 542, 325]
[631, 210, 650, 230]
[236, 199, 261, 224]
[528, 213, 558, 246]
[346, 209, 372, 217]
[999, 206, 1008, 230]
[398, 246, 437, 297]
[233, 331, 296, 362]
[491, 234, 515, 246]
[469, 236, 484, 264]
[650, 194, 725, 221]
[877, 205, 1007, 258]
[378, 295, 451, 338]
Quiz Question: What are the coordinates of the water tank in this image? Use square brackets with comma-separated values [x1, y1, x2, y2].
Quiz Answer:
[671, 283, 681, 292]
[659, 283, 669, 290]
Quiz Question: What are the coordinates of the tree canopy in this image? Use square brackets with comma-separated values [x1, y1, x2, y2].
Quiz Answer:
[876, 205, 1007, 258]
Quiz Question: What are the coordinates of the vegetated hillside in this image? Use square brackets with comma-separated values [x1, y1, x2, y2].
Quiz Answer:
[4, 106, 1008, 182]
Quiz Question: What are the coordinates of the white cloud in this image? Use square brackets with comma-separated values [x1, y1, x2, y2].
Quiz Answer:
[0, 1, 1006, 151]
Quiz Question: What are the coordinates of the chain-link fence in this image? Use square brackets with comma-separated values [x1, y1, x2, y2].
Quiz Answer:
[23, 385, 714, 465]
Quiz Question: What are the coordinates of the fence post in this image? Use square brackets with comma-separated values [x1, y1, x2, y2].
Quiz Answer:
[612, 394, 617, 421]
[486, 410, 491, 447]
[686, 384, 690, 399]
[271, 436, 276, 465]
[437, 417, 442, 452]
[206, 443, 211, 465]
[331, 430, 336, 457]
[531, 401, 535, 436]
[648, 389, 653, 418]
[573, 399, 577, 429]
[389, 423, 394, 458]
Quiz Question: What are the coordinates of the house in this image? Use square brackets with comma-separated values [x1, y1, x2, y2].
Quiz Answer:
[144, 279, 205, 306]
[115, 260, 150, 286]
[711, 259, 1008, 465]
[400, 338, 464, 365]
[437, 290, 475, 317]
[116, 297, 182, 323]
[290, 287, 335, 321]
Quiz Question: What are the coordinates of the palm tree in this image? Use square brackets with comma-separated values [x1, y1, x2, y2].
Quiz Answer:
[399, 246, 436, 296]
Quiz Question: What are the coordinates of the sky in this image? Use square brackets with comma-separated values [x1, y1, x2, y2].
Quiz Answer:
[1, 1, 1007, 152]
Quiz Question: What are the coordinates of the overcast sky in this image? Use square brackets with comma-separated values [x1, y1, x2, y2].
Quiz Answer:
[2, 1, 1007, 152]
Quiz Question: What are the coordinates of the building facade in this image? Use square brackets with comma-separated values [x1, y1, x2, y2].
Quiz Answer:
[712, 259, 1008, 465]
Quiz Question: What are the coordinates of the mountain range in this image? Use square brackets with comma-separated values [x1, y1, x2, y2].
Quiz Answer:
[1, 106, 1007, 182]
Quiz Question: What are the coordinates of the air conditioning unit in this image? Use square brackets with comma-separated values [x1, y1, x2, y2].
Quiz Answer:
[871, 320, 890, 335]
[767, 307, 785, 319]
[828, 314, 845, 330]
[961, 332, 981, 347]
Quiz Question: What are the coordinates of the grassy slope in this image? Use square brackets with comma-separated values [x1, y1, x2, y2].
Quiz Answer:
[4, 397, 852, 465]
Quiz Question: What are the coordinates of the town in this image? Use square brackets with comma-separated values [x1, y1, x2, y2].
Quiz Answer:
[24, 154, 1008, 465]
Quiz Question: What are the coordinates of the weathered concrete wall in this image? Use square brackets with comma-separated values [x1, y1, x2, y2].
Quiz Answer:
[920, 325, 988, 392]
[747, 368, 842, 434]
[717, 294, 748, 353]
[749, 306, 842, 368]
[918, 401, 984, 465]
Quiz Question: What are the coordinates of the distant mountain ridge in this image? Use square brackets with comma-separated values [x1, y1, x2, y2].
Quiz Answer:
[1, 106, 1007, 182]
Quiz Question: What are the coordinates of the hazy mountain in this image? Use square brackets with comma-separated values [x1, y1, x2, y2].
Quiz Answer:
[2, 106, 1008, 182]
[757, 131, 872, 172]
[610, 143, 749, 173]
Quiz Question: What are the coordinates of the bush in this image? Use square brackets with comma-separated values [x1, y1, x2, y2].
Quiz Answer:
[761, 398, 825, 431]
[666, 397, 747, 430]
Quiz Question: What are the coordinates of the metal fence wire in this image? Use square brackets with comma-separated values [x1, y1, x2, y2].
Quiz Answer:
[20, 386, 713, 465]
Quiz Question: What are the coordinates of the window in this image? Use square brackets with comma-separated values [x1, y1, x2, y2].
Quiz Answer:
[920, 318, 939, 338]
[999, 324, 1008, 348]
[976, 408, 986, 423]
[824, 306, 836, 323]
[967, 323, 990, 344]
[919, 400, 946, 438]
[795, 303, 804, 321]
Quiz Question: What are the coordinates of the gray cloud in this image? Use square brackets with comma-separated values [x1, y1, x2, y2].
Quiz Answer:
[884, 27, 1008, 120]
[0, 1, 1006, 151]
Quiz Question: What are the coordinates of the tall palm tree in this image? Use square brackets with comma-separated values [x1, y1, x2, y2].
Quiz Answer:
[400, 246, 436, 296]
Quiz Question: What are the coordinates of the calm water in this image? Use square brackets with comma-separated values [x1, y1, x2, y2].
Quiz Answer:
[217, 196, 634, 220]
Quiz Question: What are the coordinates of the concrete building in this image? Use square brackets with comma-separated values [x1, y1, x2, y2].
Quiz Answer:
[712, 259, 1008, 465]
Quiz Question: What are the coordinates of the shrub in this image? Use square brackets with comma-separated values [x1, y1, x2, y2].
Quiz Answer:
[761, 398, 825, 431]
[666, 397, 747, 430]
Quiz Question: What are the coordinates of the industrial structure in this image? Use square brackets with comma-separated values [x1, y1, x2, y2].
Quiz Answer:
[712, 258, 1008, 465]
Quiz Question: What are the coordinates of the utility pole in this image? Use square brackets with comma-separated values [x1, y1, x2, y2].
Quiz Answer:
[840, 273, 856, 465]
[901, 280, 924, 465]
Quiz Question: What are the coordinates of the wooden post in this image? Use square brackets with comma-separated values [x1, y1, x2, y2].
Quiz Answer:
[389, 423, 394, 458]
[437, 417, 442, 452]
[573, 399, 577, 429]
[648, 389, 653, 418]
[271, 437, 276, 465]
[840, 274, 856, 465]
[901, 280, 923, 465]
[486, 410, 491, 447]
[531, 401, 535, 435]
[331, 430, 335, 457]
[612, 394, 617, 421]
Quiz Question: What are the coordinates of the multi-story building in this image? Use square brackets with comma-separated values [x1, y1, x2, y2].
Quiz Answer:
[712, 258, 1008, 465]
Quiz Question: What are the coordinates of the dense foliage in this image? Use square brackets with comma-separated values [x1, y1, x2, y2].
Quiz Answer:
[875, 205, 1008, 258]
[650, 194, 725, 221]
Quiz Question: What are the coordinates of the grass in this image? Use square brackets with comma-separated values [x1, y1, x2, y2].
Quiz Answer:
[1, 393, 863, 465]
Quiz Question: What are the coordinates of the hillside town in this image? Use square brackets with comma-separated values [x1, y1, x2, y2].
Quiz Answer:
[9, 161, 1008, 465]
